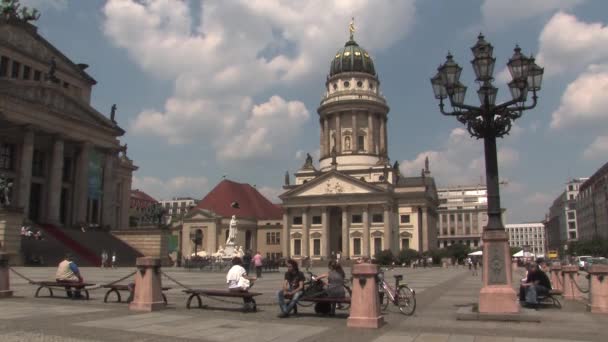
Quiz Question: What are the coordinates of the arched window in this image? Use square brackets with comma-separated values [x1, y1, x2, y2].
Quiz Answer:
[344, 136, 351, 150]
[358, 135, 365, 151]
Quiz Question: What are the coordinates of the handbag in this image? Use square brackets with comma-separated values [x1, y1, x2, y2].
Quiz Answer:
[237, 276, 250, 290]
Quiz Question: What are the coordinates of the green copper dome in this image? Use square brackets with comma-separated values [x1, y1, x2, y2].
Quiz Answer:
[330, 39, 376, 77]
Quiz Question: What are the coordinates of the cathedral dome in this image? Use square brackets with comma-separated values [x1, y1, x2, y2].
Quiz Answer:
[329, 39, 376, 77]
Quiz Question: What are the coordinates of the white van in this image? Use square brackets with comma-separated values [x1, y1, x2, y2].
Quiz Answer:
[575, 256, 592, 269]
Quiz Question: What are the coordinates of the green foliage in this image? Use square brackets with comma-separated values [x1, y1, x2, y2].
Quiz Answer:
[426, 248, 448, 265]
[510, 246, 522, 256]
[568, 239, 608, 257]
[397, 248, 420, 265]
[446, 243, 471, 262]
[374, 249, 395, 265]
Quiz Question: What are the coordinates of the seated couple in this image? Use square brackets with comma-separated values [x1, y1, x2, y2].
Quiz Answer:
[277, 259, 346, 318]
[519, 261, 552, 308]
[226, 256, 257, 311]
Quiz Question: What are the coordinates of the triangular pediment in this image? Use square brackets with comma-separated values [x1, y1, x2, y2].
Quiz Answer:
[282, 170, 386, 198]
[185, 208, 218, 220]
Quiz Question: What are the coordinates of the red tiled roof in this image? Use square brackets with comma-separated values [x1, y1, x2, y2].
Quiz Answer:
[196, 180, 283, 220]
[130, 189, 158, 203]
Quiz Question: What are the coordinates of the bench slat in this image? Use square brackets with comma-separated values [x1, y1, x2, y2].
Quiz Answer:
[298, 297, 351, 303]
[183, 289, 262, 297]
[102, 285, 171, 291]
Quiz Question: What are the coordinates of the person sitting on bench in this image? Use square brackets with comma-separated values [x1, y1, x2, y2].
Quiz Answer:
[277, 259, 305, 318]
[519, 262, 551, 308]
[55, 253, 84, 298]
[314, 260, 346, 315]
[226, 257, 256, 311]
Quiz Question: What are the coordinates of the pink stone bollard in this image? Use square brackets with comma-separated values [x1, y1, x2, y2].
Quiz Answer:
[512, 260, 518, 272]
[587, 264, 608, 314]
[561, 265, 583, 300]
[550, 262, 563, 293]
[478, 230, 518, 314]
[129, 257, 165, 312]
[347, 263, 384, 329]
[0, 252, 12, 298]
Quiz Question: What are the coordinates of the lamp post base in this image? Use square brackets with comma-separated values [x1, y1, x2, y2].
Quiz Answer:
[479, 230, 518, 314]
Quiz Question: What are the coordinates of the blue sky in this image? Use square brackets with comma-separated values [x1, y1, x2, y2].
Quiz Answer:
[23, 0, 608, 223]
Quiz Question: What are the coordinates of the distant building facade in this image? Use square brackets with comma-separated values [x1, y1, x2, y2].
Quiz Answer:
[546, 178, 587, 250]
[159, 197, 197, 217]
[437, 185, 488, 249]
[0, 13, 136, 230]
[505, 222, 546, 256]
[577, 163, 608, 241]
[129, 189, 158, 226]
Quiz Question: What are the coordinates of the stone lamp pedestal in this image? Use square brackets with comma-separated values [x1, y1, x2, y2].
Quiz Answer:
[0, 252, 12, 298]
[347, 263, 384, 328]
[588, 264, 608, 314]
[129, 257, 165, 312]
[550, 262, 563, 293]
[479, 230, 518, 314]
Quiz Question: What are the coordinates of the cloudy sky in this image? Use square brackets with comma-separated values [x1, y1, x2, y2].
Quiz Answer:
[23, 0, 608, 223]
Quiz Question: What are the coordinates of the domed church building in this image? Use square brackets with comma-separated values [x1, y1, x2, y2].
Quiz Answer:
[280, 22, 439, 261]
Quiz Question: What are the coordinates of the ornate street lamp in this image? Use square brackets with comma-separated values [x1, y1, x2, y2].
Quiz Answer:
[430, 34, 544, 314]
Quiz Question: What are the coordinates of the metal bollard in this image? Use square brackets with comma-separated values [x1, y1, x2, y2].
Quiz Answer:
[587, 264, 608, 314]
[550, 262, 563, 293]
[129, 257, 165, 312]
[347, 263, 384, 328]
[561, 265, 583, 300]
[0, 252, 12, 298]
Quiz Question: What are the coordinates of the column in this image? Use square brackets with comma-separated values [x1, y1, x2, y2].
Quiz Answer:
[368, 113, 374, 153]
[207, 222, 217, 255]
[101, 153, 115, 228]
[46, 137, 64, 224]
[383, 117, 388, 155]
[17, 128, 34, 216]
[302, 207, 310, 258]
[323, 118, 329, 156]
[120, 175, 131, 229]
[341, 207, 349, 258]
[363, 206, 370, 258]
[72, 142, 90, 225]
[421, 207, 428, 251]
[380, 116, 386, 154]
[335, 114, 342, 154]
[352, 111, 358, 152]
[282, 210, 290, 257]
[322, 207, 329, 258]
[320, 119, 325, 157]
[383, 204, 391, 252]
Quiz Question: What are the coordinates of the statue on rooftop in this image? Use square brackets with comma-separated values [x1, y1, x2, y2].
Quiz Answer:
[110, 104, 117, 123]
[302, 153, 314, 169]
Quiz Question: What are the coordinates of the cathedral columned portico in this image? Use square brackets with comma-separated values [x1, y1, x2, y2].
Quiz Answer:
[281, 22, 439, 260]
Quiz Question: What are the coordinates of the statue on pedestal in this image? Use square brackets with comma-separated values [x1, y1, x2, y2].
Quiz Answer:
[226, 215, 238, 246]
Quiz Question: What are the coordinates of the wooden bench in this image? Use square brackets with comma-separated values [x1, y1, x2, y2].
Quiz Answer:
[538, 289, 562, 308]
[33, 281, 95, 300]
[183, 289, 262, 312]
[102, 284, 171, 304]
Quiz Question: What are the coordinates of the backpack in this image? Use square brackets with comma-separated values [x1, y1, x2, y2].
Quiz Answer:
[314, 301, 331, 315]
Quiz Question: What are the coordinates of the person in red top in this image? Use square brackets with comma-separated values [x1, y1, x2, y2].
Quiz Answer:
[252, 251, 263, 278]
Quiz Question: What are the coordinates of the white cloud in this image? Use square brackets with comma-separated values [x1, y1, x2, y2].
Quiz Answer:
[523, 192, 553, 206]
[550, 64, 608, 129]
[132, 175, 209, 201]
[400, 128, 520, 187]
[218, 96, 309, 161]
[481, 0, 583, 31]
[583, 135, 608, 160]
[537, 12, 608, 77]
[103, 0, 416, 160]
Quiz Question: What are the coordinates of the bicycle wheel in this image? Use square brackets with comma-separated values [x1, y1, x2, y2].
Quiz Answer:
[379, 287, 390, 311]
[397, 285, 416, 315]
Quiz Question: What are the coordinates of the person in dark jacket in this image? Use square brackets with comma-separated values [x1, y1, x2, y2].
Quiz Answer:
[519, 262, 551, 307]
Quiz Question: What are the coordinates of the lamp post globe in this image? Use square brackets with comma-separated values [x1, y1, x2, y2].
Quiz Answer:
[430, 34, 544, 315]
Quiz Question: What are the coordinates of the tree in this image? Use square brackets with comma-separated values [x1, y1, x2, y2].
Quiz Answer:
[446, 243, 471, 263]
[397, 248, 420, 265]
[374, 249, 395, 265]
[510, 246, 522, 256]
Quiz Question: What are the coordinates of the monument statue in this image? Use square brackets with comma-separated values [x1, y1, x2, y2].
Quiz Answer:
[331, 146, 337, 166]
[284, 171, 290, 186]
[349, 17, 355, 40]
[303, 153, 314, 169]
[110, 104, 117, 123]
[0, 175, 12, 208]
[425, 156, 430, 173]
[46, 57, 58, 83]
[1, 0, 40, 21]
[393, 160, 400, 172]
[226, 215, 238, 245]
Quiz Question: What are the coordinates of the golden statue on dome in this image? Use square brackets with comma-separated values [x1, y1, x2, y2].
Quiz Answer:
[349, 17, 355, 40]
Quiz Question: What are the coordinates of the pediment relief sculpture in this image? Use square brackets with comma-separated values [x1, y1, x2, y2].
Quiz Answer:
[350, 231, 363, 238]
[291, 232, 303, 239]
[371, 230, 384, 237]
[399, 231, 412, 238]
[310, 232, 322, 239]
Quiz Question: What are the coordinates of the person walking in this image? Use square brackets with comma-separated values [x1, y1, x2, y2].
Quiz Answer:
[242, 250, 252, 274]
[101, 250, 108, 268]
[111, 252, 117, 269]
[253, 251, 263, 278]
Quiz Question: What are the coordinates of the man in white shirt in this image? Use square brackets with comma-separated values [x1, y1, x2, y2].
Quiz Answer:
[226, 257, 256, 311]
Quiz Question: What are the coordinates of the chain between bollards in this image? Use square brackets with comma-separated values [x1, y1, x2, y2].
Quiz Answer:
[568, 272, 590, 294]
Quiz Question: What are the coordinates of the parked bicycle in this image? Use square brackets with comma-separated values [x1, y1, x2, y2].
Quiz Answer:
[298, 268, 352, 310]
[377, 268, 416, 315]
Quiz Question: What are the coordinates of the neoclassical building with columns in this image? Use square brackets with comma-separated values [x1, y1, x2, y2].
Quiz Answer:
[280, 31, 439, 260]
[0, 15, 135, 229]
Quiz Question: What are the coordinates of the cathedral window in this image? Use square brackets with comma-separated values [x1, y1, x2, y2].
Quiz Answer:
[11, 61, 20, 78]
[357, 135, 365, 151]
[23, 65, 31, 80]
[292, 216, 302, 225]
[293, 239, 301, 256]
[312, 215, 322, 225]
[357, 80, 363, 87]
[400, 215, 410, 224]
[343, 81, 350, 88]
[353, 238, 361, 255]
[344, 136, 351, 150]
[333, 83, 337, 90]
[401, 238, 410, 250]
[0, 143, 14, 170]
[372, 214, 383, 223]
[32, 149, 45, 177]
[351, 214, 362, 223]
[266, 232, 280, 245]
[0, 56, 8, 77]
[374, 238, 382, 255]
[313, 239, 321, 256]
